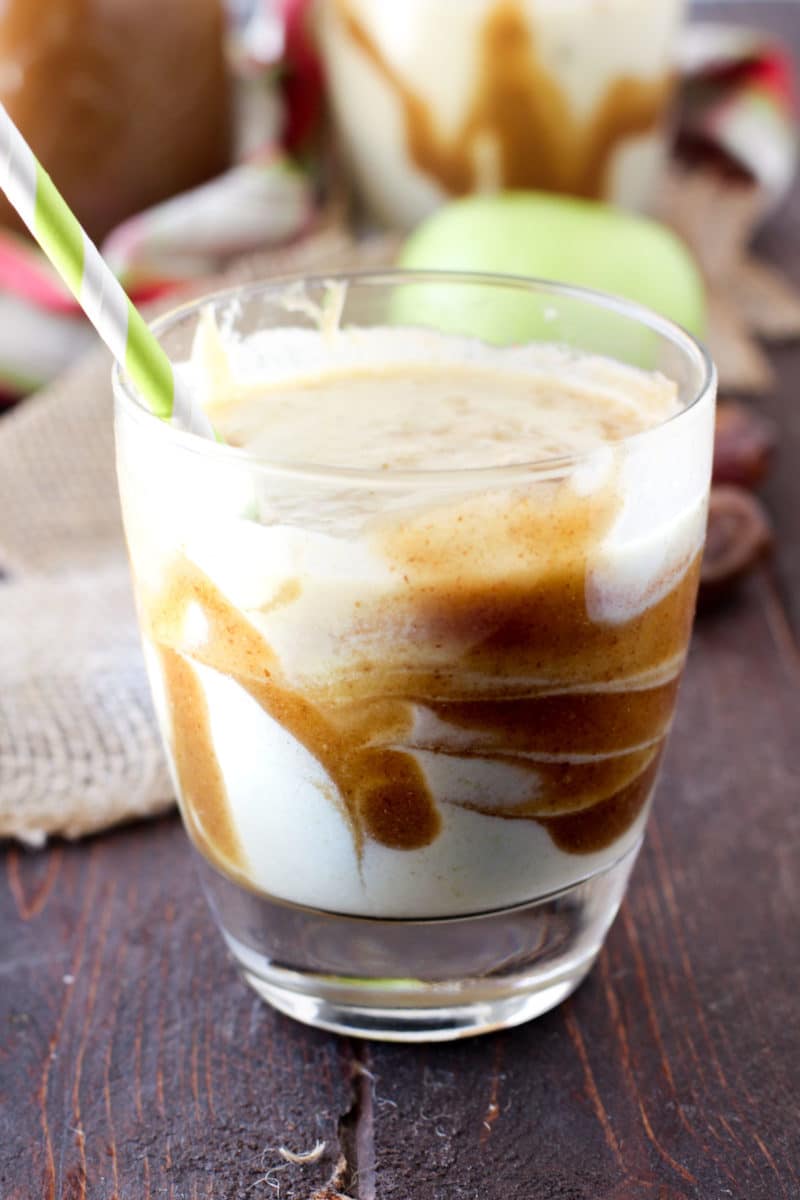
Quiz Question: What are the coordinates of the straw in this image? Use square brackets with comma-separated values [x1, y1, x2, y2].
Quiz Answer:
[0, 103, 212, 437]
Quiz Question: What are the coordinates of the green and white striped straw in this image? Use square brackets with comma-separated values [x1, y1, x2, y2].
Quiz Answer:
[0, 103, 211, 437]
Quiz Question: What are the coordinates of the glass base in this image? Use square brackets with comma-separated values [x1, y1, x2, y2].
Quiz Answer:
[199, 839, 641, 1042]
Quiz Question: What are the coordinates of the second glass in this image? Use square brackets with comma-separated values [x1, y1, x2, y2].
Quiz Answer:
[316, 0, 687, 228]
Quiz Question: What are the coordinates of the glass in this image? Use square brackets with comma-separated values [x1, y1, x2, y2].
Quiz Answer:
[114, 271, 715, 1041]
[315, 0, 688, 229]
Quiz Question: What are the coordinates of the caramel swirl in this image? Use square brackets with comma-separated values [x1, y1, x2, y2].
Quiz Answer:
[335, 0, 673, 201]
[145, 474, 701, 881]
[159, 646, 245, 874]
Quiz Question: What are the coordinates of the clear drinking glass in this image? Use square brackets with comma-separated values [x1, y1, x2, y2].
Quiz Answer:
[114, 272, 715, 1042]
[316, 0, 688, 228]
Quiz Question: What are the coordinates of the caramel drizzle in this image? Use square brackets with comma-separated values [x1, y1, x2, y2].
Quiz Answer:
[236, 677, 441, 853]
[410, 680, 680, 756]
[544, 750, 663, 854]
[159, 646, 245, 873]
[147, 533, 700, 877]
[149, 563, 441, 859]
[336, 0, 673, 201]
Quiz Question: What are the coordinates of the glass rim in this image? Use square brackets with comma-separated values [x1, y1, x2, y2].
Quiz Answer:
[112, 268, 716, 486]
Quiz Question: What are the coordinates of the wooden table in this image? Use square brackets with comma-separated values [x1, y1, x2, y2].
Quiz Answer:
[3, 5, 800, 1197]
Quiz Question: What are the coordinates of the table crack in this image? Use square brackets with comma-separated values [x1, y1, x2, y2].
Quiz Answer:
[315, 1044, 375, 1200]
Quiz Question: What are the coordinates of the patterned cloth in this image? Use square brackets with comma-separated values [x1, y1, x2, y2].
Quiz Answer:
[679, 19, 798, 207]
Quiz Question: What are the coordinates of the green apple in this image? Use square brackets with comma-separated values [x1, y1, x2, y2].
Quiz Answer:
[394, 192, 706, 365]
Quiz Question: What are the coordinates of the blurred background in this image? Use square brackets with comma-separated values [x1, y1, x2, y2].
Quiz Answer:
[0, 0, 795, 403]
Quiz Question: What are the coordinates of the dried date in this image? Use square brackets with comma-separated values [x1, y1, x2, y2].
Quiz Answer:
[699, 485, 773, 608]
[713, 401, 776, 489]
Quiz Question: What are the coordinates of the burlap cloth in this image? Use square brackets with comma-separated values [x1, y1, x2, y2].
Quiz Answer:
[0, 230, 397, 845]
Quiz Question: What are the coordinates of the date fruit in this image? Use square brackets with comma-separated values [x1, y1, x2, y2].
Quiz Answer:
[700, 485, 773, 608]
[713, 401, 776, 489]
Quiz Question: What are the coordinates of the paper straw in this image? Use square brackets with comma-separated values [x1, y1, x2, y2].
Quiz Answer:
[0, 103, 211, 436]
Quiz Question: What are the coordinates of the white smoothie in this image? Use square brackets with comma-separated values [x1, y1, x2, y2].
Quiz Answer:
[316, 0, 687, 228]
[117, 324, 712, 918]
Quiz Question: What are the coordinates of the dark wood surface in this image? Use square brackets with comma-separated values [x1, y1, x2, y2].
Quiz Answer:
[3, 5, 800, 1198]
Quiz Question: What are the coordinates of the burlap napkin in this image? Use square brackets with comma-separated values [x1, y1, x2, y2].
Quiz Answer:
[0, 229, 397, 845]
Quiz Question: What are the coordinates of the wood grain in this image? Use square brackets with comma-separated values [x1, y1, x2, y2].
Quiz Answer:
[2, 4, 800, 1197]
[0, 825, 355, 1200]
